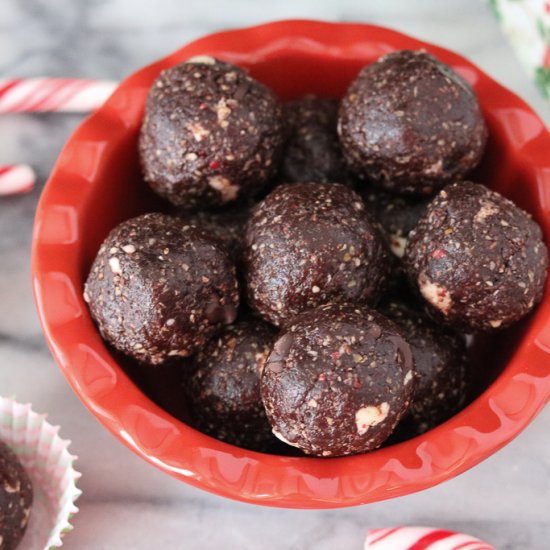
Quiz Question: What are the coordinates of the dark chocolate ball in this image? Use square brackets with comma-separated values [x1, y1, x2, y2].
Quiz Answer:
[338, 50, 488, 195]
[380, 299, 467, 437]
[280, 95, 347, 184]
[139, 56, 284, 208]
[244, 182, 390, 326]
[0, 441, 33, 550]
[188, 320, 277, 451]
[84, 213, 239, 365]
[362, 189, 430, 259]
[405, 181, 548, 331]
[261, 303, 415, 456]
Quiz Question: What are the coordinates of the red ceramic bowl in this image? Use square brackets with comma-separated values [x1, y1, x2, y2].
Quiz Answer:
[32, 20, 550, 509]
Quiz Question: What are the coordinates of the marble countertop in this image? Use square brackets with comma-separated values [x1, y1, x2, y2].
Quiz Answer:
[1, 1, 549, 548]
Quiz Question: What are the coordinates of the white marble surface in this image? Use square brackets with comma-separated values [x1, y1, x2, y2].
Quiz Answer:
[1, 1, 549, 549]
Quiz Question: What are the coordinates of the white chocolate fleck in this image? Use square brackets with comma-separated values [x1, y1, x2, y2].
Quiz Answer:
[404, 371, 414, 384]
[272, 429, 300, 448]
[489, 319, 502, 328]
[419, 275, 452, 315]
[168, 349, 188, 357]
[188, 123, 210, 142]
[4, 480, 20, 493]
[390, 235, 408, 258]
[424, 159, 443, 176]
[216, 98, 231, 125]
[474, 202, 499, 223]
[122, 244, 136, 254]
[185, 55, 216, 65]
[307, 399, 318, 408]
[108, 257, 122, 274]
[355, 403, 390, 436]
[311, 285, 321, 294]
[208, 176, 239, 201]
[166, 318, 176, 326]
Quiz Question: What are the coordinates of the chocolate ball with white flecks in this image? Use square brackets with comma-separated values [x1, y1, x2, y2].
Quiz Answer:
[404, 181, 548, 331]
[188, 320, 277, 451]
[0, 440, 33, 550]
[139, 56, 284, 208]
[280, 95, 347, 184]
[175, 205, 250, 261]
[338, 50, 488, 195]
[244, 182, 390, 327]
[362, 189, 430, 259]
[379, 299, 468, 438]
[261, 303, 415, 457]
[84, 213, 239, 365]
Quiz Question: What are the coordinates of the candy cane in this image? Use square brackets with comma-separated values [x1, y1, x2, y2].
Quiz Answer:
[365, 527, 496, 550]
[0, 78, 117, 113]
[0, 164, 36, 196]
[0, 78, 118, 196]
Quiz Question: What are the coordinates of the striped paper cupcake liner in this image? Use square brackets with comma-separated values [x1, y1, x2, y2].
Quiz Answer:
[0, 396, 82, 549]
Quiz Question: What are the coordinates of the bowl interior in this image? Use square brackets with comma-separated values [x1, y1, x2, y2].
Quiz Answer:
[32, 20, 550, 508]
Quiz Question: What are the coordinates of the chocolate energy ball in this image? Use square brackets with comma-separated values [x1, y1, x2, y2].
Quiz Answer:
[244, 182, 390, 326]
[362, 189, 430, 258]
[139, 56, 284, 208]
[175, 205, 249, 261]
[84, 213, 239, 365]
[188, 320, 277, 451]
[0, 441, 33, 550]
[338, 50, 488, 195]
[405, 181, 548, 331]
[280, 95, 347, 184]
[380, 299, 467, 437]
[261, 303, 415, 457]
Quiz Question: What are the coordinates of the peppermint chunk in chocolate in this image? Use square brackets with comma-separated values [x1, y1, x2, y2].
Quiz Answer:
[188, 320, 277, 451]
[380, 299, 467, 437]
[261, 303, 415, 457]
[338, 50, 487, 195]
[244, 182, 389, 326]
[84, 213, 239, 365]
[280, 95, 347, 184]
[405, 182, 548, 331]
[0, 441, 33, 550]
[139, 56, 284, 207]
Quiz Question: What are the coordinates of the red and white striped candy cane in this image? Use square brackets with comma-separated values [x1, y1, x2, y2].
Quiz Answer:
[0, 77, 117, 195]
[365, 527, 496, 550]
[0, 164, 36, 196]
[0, 78, 117, 113]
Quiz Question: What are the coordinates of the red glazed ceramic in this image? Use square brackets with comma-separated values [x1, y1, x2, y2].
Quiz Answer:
[32, 20, 550, 508]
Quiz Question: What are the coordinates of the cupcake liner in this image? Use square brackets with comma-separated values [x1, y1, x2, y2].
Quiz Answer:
[0, 396, 82, 549]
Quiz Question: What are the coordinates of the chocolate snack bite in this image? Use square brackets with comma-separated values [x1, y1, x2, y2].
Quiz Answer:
[261, 303, 415, 457]
[338, 50, 488, 195]
[244, 182, 389, 326]
[188, 320, 277, 451]
[405, 182, 548, 331]
[280, 95, 347, 184]
[139, 56, 284, 207]
[84, 213, 239, 365]
[380, 299, 467, 437]
[0, 441, 33, 550]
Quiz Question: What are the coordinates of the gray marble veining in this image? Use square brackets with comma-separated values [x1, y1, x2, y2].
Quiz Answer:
[1, 1, 549, 548]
